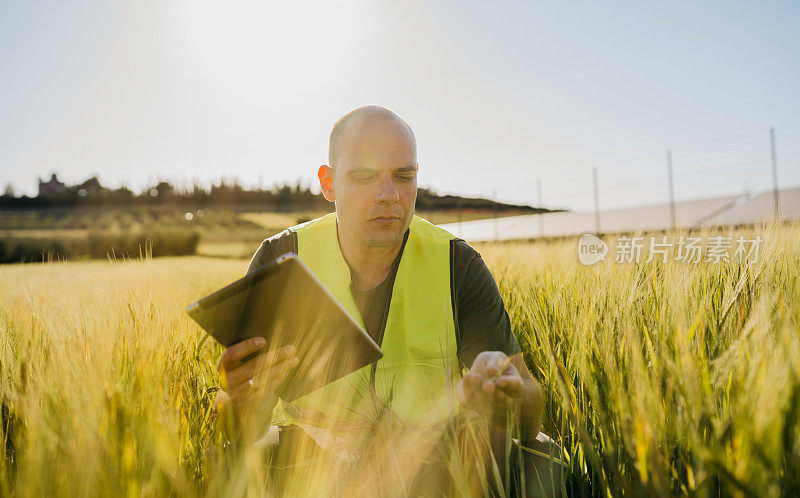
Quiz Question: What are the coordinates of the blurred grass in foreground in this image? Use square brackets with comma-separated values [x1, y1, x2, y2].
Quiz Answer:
[0, 224, 798, 496]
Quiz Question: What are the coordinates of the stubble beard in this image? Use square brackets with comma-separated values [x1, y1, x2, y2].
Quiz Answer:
[363, 214, 412, 248]
[363, 228, 404, 248]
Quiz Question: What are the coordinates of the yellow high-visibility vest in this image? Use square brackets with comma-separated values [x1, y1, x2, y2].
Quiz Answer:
[286, 212, 461, 426]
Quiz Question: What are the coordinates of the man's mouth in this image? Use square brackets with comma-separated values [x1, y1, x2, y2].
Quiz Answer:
[371, 216, 401, 224]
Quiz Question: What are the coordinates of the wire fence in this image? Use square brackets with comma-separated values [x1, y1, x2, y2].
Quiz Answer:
[489, 124, 800, 214]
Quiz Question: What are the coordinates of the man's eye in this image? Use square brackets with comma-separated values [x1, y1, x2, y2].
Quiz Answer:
[396, 175, 415, 182]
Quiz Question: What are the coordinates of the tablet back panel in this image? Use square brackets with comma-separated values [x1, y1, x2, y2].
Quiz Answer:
[187, 254, 382, 401]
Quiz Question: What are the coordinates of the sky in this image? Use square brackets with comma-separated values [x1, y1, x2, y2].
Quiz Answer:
[1, 0, 799, 211]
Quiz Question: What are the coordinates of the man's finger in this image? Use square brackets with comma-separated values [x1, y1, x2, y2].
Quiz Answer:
[226, 353, 295, 390]
[229, 356, 299, 404]
[490, 356, 516, 377]
[221, 340, 295, 372]
[471, 351, 506, 373]
[465, 373, 483, 401]
[221, 359, 259, 391]
[219, 337, 266, 371]
[254, 356, 300, 387]
[494, 375, 524, 397]
[457, 374, 480, 409]
[228, 376, 255, 405]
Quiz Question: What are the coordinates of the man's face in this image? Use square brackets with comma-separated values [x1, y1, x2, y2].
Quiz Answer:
[331, 118, 417, 248]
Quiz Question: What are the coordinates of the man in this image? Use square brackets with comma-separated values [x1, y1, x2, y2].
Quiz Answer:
[215, 105, 559, 495]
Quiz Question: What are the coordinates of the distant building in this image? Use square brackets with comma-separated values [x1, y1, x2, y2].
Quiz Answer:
[76, 176, 106, 198]
[38, 173, 67, 197]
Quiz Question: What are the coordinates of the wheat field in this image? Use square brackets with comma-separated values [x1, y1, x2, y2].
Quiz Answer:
[1, 224, 798, 497]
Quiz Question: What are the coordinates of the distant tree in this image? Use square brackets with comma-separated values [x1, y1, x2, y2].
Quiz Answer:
[2, 173, 541, 213]
[108, 186, 134, 204]
[155, 181, 174, 199]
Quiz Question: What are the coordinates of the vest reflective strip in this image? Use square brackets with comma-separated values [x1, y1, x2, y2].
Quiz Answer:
[287, 212, 461, 425]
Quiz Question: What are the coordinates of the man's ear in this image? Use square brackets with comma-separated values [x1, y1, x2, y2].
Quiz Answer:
[318, 165, 335, 202]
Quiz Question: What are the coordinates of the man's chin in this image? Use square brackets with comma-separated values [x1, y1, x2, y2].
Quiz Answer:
[364, 229, 404, 248]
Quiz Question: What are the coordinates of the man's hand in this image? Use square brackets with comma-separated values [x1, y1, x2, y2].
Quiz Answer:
[457, 351, 524, 415]
[457, 351, 544, 441]
[216, 337, 299, 420]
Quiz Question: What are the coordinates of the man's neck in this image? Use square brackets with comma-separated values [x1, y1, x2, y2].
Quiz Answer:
[337, 226, 404, 293]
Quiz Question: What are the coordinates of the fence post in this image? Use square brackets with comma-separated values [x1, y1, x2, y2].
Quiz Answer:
[593, 168, 601, 234]
[537, 178, 544, 238]
[770, 127, 780, 220]
[667, 150, 676, 230]
[492, 189, 499, 242]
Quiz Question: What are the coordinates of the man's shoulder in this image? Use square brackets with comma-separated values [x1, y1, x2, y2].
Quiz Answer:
[452, 237, 481, 260]
[451, 238, 483, 281]
[246, 228, 298, 275]
[450, 237, 502, 302]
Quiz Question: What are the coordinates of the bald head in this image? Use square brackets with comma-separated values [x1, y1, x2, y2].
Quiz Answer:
[317, 105, 419, 249]
[328, 105, 417, 170]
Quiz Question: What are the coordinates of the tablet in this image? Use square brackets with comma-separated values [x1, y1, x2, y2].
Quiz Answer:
[186, 253, 383, 401]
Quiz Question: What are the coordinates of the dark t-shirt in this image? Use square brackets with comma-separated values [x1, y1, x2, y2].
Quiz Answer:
[246, 226, 521, 370]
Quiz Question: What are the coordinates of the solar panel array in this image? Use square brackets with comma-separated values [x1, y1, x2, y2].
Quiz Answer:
[439, 186, 800, 242]
[701, 186, 800, 227]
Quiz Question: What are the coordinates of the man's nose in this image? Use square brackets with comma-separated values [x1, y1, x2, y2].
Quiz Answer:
[375, 174, 399, 204]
